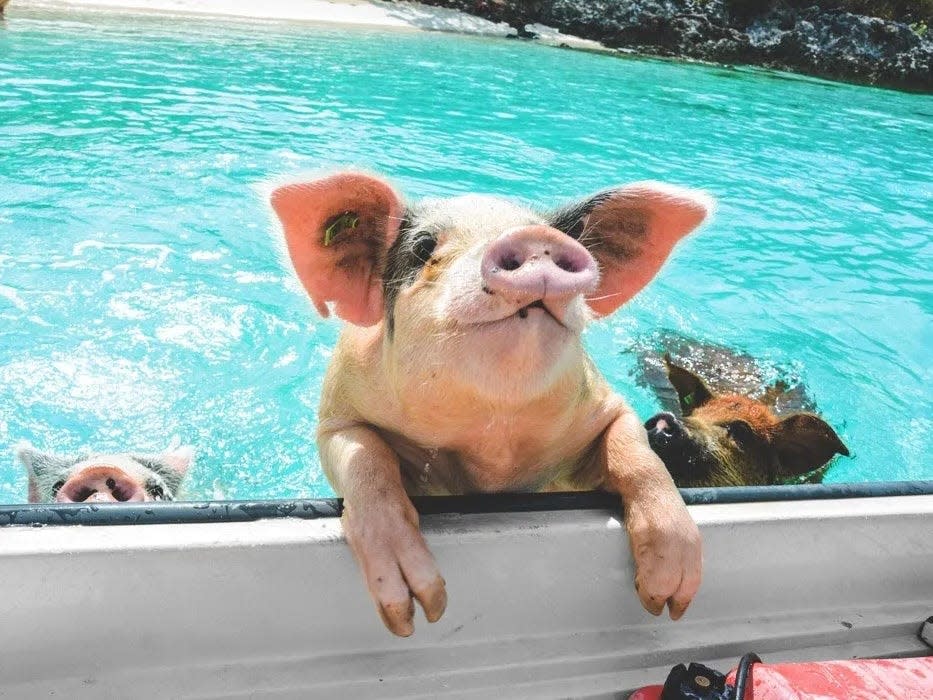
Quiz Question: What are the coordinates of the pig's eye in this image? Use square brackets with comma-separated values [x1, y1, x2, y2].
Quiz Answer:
[412, 235, 437, 264]
[725, 421, 755, 446]
[148, 484, 165, 500]
[52, 479, 65, 496]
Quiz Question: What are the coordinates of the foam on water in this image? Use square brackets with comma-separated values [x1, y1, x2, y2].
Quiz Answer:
[0, 8, 930, 502]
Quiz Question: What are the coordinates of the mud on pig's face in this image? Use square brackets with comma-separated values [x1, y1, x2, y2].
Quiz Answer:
[270, 173, 713, 400]
[15, 442, 193, 503]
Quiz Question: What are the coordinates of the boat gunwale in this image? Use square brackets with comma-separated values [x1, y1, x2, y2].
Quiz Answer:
[2, 479, 932, 527]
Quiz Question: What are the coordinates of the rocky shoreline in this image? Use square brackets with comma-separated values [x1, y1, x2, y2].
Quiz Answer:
[408, 1, 933, 91]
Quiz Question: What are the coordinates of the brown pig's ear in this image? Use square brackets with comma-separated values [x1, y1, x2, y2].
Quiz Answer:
[664, 355, 714, 416]
[770, 413, 850, 475]
[549, 182, 713, 316]
[270, 172, 403, 326]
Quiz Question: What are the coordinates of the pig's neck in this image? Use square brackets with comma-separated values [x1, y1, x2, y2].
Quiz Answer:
[329, 324, 625, 494]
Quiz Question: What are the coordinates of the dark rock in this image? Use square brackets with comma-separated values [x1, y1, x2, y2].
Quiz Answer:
[407, 0, 933, 91]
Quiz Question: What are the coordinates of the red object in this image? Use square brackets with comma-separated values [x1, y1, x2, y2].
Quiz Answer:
[630, 657, 933, 699]
[726, 657, 933, 700]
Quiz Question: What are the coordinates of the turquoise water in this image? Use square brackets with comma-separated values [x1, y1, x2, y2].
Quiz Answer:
[1, 9, 930, 503]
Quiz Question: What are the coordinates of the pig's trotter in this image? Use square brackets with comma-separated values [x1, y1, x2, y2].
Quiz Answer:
[321, 427, 448, 636]
[624, 494, 702, 619]
[601, 413, 703, 619]
[342, 494, 447, 637]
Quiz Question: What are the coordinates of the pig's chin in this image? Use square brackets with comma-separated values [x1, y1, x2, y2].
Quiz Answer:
[442, 303, 584, 401]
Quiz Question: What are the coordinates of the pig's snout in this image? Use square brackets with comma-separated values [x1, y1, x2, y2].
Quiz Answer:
[55, 465, 147, 503]
[481, 226, 598, 303]
[645, 412, 684, 446]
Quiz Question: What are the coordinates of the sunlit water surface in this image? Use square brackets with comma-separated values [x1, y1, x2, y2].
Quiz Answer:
[1, 8, 930, 502]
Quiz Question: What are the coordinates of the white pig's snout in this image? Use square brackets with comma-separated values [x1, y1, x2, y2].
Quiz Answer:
[55, 465, 149, 503]
[480, 225, 598, 302]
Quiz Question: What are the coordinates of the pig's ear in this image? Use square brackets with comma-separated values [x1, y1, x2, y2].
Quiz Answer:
[549, 182, 714, 316]
[132, 445, 194, 494]
[15, 442, 80, 503]
[769, 414, 850, 475]
[159, 445, 194, 475]
[15, 442, 78, 479]
[270, 172, 403, 326]
[664, 355, 714, 416]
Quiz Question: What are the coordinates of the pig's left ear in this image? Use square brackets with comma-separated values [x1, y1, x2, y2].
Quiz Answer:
[549, 182, 714, 316]
[131, 446, 194, 495]
[769, 414, 850, 475]
[158, 445, 194, 475]
[270, 172, 403, 326]
[132, 445, 194, 477]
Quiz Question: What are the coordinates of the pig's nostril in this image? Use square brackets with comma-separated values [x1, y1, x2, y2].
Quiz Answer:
[74, 487, 95, 502]
[500, 255, 521, 272]
[555, 256, 578, 273]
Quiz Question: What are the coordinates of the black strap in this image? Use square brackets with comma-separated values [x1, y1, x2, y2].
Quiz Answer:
[733, 653, 762, 700]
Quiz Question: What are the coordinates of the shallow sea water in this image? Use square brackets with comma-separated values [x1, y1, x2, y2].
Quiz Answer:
[0, 8, 930, 502]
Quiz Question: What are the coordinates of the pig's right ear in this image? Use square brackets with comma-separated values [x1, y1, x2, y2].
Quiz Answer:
[14, 442, 77, 479]
[15, 442, 80, 503]
[664, 355, 715, 416]
[270, 172, 403, 326]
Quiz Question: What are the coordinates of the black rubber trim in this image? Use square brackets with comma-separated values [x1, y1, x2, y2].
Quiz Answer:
[733, 652, 762, 700]
[0, 480, 931, 527]
[919, 615, 933, 651]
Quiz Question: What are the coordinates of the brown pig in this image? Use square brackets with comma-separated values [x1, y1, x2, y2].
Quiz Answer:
[645, 356, 850, 487]
[270, 172, 714, 636]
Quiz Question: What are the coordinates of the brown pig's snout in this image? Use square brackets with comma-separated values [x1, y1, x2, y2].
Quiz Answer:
[481, 225, 598, 303]
[645, 412, 685, 445]
[55, 465, 148, 503]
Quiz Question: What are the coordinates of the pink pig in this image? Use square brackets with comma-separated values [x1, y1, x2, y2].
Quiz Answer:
[271, 172, 713, 637]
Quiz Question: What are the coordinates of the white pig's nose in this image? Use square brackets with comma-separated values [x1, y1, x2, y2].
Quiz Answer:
[481, 225, 598, 302]
[55, 465, 148, 503]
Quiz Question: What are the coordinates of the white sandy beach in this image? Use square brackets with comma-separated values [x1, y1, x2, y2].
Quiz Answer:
[15, 0, 513, 33]
[13, 0, 607, 49]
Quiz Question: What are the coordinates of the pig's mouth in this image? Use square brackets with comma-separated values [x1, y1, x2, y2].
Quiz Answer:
[517, 299, 547, 319]
[513, 299, 567, 328]
[463, 298, 575, 334]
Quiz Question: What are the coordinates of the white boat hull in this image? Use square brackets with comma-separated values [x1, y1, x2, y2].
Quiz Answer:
[1, 495, 931, 698]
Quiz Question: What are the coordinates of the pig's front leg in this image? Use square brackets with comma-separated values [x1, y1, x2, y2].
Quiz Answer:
[601, 412, 702, 620]
[320, 426, 447, 637]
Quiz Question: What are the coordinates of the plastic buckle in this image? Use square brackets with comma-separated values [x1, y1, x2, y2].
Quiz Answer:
[660, 662, 731, 700]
